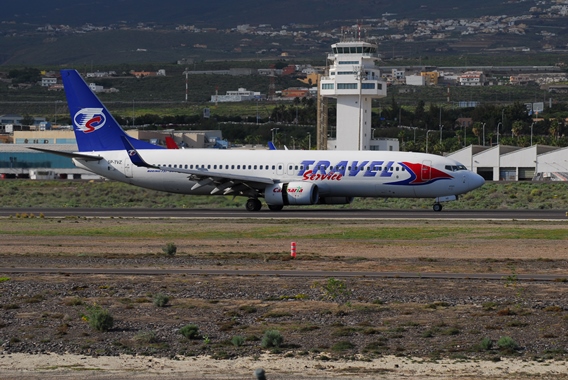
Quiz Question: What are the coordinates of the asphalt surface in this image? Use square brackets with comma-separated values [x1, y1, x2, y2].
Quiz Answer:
[1, 267, 566, 282]
[0, 207, 567, 220]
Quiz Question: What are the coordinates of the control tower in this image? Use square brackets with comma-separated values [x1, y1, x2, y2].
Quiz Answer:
[319, 38, 387, 150]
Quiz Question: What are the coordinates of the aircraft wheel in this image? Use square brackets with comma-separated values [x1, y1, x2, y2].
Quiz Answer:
[433, 203, 443, 212]
[268, 204, 284, 211]
[245, 198, 262, 212]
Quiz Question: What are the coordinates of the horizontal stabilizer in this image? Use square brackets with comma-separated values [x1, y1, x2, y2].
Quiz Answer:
[28, 147, 102, 161]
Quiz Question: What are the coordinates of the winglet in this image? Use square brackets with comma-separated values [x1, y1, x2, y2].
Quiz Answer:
[120, 136, 158, 168]
[268, 141, 276, 150]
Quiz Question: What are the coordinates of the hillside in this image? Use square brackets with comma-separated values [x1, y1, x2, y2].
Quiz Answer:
[1, 0, 529, 27]
[2, 0, 563, 65]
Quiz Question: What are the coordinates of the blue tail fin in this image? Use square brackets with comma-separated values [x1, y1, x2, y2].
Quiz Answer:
[61, 69, 163, 152]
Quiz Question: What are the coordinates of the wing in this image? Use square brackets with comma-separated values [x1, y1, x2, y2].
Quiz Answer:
[121, 136, 275, 196]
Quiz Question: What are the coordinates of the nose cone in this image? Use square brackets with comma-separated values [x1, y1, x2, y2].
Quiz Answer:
[470, 172, 485, 190]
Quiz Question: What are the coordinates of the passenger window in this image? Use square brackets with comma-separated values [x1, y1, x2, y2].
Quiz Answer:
[254, 165, 257, 169]
[237, 165, 240, 169]
[278, 165, 282, 170]
[248, 165, 251, 170]
[207, 165, 211, 169]
[272, 165, 276, 170]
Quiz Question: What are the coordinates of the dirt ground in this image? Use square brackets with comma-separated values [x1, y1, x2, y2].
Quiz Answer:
[1, 218, 568, 379]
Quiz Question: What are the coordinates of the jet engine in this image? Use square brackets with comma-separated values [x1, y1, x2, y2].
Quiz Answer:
[265, 182, 319, 206]
[318, 196, 354, 205]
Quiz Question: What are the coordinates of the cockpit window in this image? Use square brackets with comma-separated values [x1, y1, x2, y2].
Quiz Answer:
[445, 165, 468, 171]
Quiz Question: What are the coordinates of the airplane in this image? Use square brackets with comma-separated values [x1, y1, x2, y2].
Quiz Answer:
[165, 136, 179, 149]
[32, 69, 485, 212]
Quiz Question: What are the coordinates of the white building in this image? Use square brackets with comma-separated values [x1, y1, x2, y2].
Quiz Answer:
[447, 144, 561, 181]
[41, 77, 57, 87]
[210, 88, 262, 103]
[320, 40, 387, 150]
[459, 71, 485, 86]
[405, 75, 426, 86]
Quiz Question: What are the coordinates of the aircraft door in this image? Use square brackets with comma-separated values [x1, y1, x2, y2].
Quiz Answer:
[123, 157, 133, 178]
[286, 163, 295, 176]
[276, 163, 284, 176]
[421, 160, 432, 182]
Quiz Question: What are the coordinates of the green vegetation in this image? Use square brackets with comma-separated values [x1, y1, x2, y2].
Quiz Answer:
[1, 180, 567, 211]
[497, 336, 520, 352]
[312, 278, 350, 303]
[153, 293, 170, 308]
[331, 341, 355, 352]
[231, 335, 245, 347]
[162, 242, 177, 256]
[83, 304, 114, 332]
[260, 330, 283, 349]
[179, 324, 200, 340]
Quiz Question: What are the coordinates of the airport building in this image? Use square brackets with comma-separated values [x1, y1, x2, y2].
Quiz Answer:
[446, 144, 567, 181]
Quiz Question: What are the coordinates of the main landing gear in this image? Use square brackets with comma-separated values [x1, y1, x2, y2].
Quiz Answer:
[433, 203, 443, 212]
[245, 198, 262, 212]
[245, 198, 283, 212]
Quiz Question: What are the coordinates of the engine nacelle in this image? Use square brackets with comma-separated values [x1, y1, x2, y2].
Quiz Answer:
[318, 196, 355, 205]
[265, 182, 319, 206]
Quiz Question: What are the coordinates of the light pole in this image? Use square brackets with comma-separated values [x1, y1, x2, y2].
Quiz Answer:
[439, 107, 442, 144]
[307, 132, 311, 150]
[426, 130, 435, 153]
[482, 122, 486, 146]
[271, 128, 279, 144]
[496, 122, 502, 145]
[530, 122, 534, 146]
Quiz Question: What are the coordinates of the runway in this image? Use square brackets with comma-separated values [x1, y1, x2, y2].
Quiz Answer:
[1, 266, 566, 282]
[0, 207, 566, 220]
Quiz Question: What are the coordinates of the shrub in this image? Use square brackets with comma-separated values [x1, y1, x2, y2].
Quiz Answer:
[261, 330, 283, 348]
[497, 336, 519, 351]
[162, 242, 177, 256]
[478, 337, 493, 351]
[331, 341, 355, 352]
[64, 297, 84, 306]
[153, 293, 170, 307]
[180, 324, 200, 339]
[231, 335, 245, 347]
[312, 277, 350, 303]
[134, 330, 158, 344]
[84, 304, 114, 332]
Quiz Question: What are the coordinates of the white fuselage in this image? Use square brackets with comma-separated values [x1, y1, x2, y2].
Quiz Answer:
[73, 148, 484, 199]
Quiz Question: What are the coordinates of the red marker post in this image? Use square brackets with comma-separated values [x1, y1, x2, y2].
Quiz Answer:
[290, 242, 297, 259]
